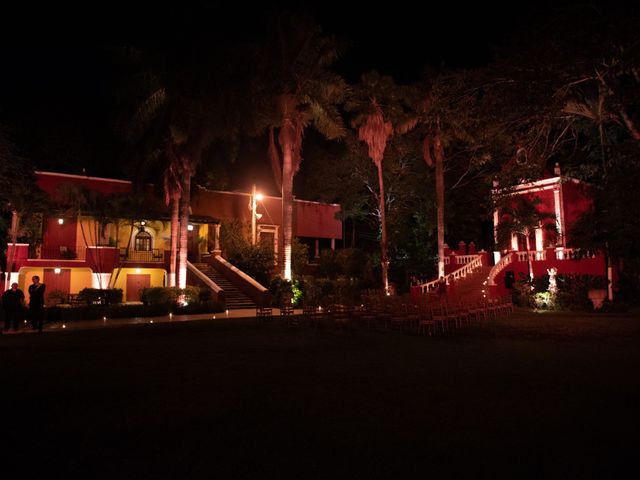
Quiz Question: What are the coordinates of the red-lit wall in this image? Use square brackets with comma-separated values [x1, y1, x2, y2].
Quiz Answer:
[42, 216, 77, 249]
[190, 187, 341, 240]
[36, 171, 133, 201]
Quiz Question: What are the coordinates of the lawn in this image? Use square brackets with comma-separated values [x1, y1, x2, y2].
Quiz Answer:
[1, 309, 639, 478]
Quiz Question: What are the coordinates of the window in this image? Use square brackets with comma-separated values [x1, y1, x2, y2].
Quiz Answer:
[134, 230, 152, 251]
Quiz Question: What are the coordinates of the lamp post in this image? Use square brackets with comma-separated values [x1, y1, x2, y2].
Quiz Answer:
[251, 184, 264, 245]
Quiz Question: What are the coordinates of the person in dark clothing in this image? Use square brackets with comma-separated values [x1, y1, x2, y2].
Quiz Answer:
[2, 282, 25, 332]
[28, 276, 46, 332]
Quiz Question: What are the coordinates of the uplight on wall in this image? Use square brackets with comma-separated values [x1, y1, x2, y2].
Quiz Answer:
[57, 218, 64, 225]
[135, 268, 142, 274]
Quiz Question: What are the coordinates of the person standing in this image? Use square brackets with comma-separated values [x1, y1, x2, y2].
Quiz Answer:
[2, 282, 25, 332]
[28, 275, 46, 332]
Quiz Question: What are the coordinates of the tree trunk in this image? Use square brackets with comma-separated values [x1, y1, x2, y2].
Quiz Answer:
[110, 219, 134, 289]
[525, 231, 533, 281]
[434, 134, 446, 279]
[351, 220, 356, 248]
[178, 169, 191, 289]
[282, 143, 294, 281]
[377, 163, 389, 294]
[5, 210, 20, 291]
[169, 193, 180, 287]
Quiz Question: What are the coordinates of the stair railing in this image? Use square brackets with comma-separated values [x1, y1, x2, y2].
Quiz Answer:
[419, 254, 483, 294]
[487, 252, 513, 286]
[187, 260, 225, 304]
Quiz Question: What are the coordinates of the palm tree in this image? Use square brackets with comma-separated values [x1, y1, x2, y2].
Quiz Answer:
[346, 72, 419, 293]
[250, 11, 348, 280]
[401, 74, 484, 279]
[0, 125, 48, 289]
[495, 195, 558, 281]
[115, 44, 249, 288]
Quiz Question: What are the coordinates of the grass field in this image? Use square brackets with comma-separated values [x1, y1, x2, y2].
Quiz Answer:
[1, 309, 639, 478]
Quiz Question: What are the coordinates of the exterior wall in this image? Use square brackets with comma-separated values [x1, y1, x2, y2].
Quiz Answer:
[17, 267, 44, 291]
[18, 267, 104, 295]
[42, 216, 77, 250]
[36, 171, 134, 200]
[295, 201, 342, 239]
[491, 250, 606, 296]
[118, 220, 172, 252]
[191, 187, 341, 241]
[70, 269, 95, 293]
[110, 268, 166, 302]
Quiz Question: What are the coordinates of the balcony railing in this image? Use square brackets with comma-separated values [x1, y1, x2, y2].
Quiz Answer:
[119, 248, 165, 263]
[38, 245, 87, 260]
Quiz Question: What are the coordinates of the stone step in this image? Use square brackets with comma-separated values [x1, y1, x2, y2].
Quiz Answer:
[192, 263, 256, 309]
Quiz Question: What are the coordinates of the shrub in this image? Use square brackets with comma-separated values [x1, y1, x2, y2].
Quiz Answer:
[140, 286, 209, 307]
[47, 289, 68, 306]
[77, 288, 123, 305]
[46, 300, 224, 323]
[292, 238, 309, 276]
[317, 250, 341, 279]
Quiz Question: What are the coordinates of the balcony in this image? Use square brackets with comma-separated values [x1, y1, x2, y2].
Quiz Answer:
[119, 248, 165, 263]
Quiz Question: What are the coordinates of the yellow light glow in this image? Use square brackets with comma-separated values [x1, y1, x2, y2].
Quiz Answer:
[255, 193, 264, 201]
[57, 218, 64, 225]
[54, 268, 61, 274]
[135, 268, 141, 273]
[62, 324, 66, 329]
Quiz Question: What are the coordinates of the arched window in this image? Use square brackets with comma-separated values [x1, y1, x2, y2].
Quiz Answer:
[135, 230, 152, 251]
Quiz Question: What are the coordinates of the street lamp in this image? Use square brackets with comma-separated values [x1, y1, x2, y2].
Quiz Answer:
[251, 184, 263, 245]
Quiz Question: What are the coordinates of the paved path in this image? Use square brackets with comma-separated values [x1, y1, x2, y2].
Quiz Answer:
[1, 308, 303, 334]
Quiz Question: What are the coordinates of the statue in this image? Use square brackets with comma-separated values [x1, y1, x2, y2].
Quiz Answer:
[547, 267, 558, 294]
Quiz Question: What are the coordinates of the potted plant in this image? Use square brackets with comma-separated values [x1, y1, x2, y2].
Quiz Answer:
[585, 275, 608, 310]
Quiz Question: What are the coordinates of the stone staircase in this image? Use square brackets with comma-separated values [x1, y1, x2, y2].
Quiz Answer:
[446, 266, 493, 300]
[192, 262, 257, 309]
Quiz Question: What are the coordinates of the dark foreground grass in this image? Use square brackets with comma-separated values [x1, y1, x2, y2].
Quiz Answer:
[1, 309, 639, 479]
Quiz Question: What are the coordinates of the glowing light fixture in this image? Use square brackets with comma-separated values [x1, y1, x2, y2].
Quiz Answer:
[135, 268, 142, 273]
[54, 268, 61, 274]
[57, 218, 64, 225]
[255, 193, 264, 202]
[141, 221, 146, 226]
[187, 224, 194, 231]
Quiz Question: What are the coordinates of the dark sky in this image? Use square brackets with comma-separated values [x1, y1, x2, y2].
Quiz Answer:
[0, 0, 630, 185]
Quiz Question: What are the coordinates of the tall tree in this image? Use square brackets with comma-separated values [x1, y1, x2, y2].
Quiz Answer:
[115, 40, 249, 288]
[402, 74, 487, 279]
[250, 11, 348, 280]
[0, 124, 48, 290]
[346, 72, 414, 293]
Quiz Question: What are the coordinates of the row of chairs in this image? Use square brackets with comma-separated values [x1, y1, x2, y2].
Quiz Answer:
[254, 294, 513, 335]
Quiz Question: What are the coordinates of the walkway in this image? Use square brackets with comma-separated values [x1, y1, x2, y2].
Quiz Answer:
[1, 308, 303, 334]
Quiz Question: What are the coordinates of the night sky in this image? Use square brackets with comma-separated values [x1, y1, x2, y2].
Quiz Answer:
[0, 0, 630, 186]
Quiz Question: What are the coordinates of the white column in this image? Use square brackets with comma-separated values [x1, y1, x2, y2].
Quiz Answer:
[92, 273, 112, 289]
[213, 224, 221, 253]
[553, 187, 563, 246]
[535, 225, 544, 253]
[511, 233, 519, 251]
